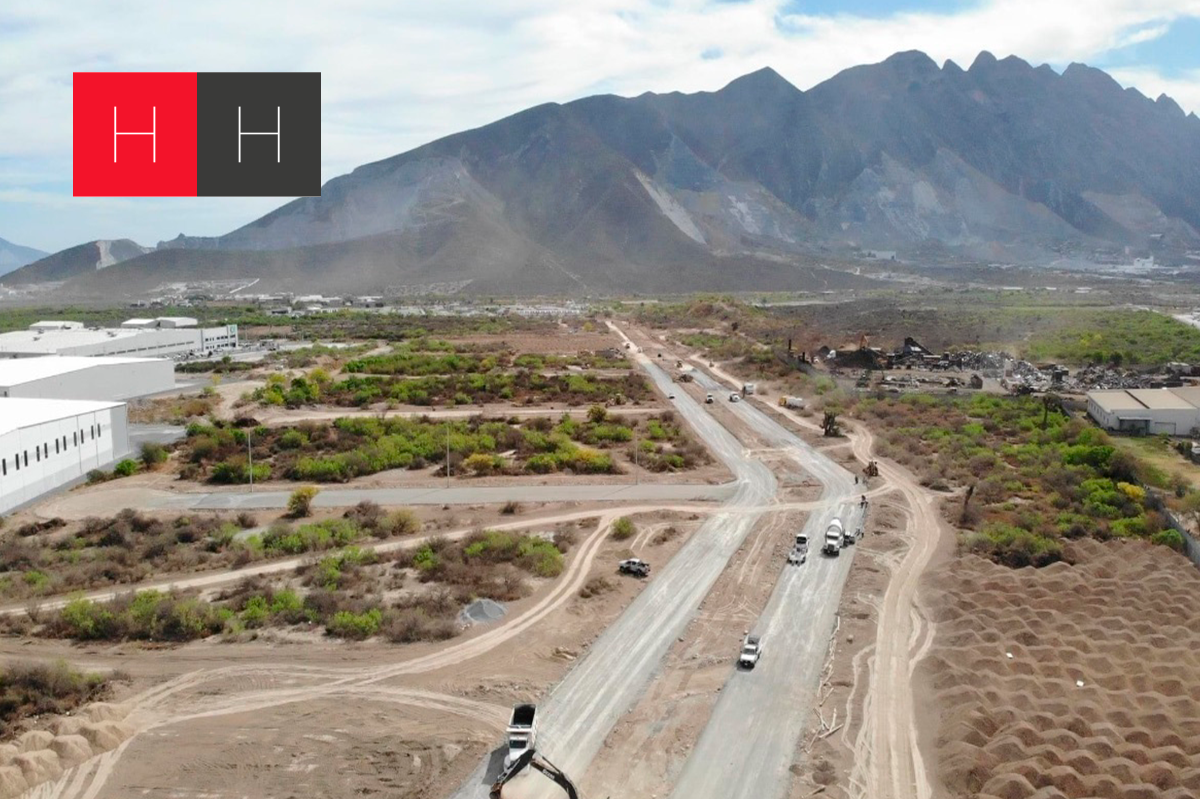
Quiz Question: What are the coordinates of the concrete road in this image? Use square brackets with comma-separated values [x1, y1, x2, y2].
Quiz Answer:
[109, 481, 735, 512]
[450, 347, 777, 799]
[668, 371, 863, 799]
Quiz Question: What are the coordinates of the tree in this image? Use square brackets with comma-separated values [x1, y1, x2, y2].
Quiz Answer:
[1041, 393, 1062, 430]
[587, 405, 608, 424]
[287, 486, 320, 518]
[822, 411, 841, 438]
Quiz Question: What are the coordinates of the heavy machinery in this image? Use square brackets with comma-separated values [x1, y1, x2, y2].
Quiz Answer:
[490, 746, 579, 799]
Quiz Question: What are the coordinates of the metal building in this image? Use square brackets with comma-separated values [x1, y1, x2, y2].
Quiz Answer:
[1086, 387, 1200, 436]
[0, 356, 175, 401]
[0, 397, 129, 514]
[0, 321, 237, 358]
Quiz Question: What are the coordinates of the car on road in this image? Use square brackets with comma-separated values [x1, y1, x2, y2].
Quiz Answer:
[729, 393, 740, 402]
[738, 635, 763, 669]
[668, 392, 676, 399]
[787, 547, 807, 565]
[617, 558, 651, 577]
[705, 393, 714, 403]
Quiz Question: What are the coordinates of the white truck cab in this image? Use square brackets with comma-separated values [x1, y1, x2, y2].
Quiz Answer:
[505, 704, 537, 768]
[822, 518, 844, 556]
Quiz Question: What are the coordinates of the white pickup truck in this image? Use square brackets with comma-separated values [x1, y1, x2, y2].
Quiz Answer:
[505, 704, 537, 768]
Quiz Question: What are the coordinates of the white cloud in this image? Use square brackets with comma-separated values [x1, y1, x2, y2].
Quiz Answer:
[1, 0, 1199, 251]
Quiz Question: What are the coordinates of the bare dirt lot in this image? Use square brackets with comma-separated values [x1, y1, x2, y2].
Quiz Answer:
[924, 538, 1200, 799]
[0, 509, 705, 799]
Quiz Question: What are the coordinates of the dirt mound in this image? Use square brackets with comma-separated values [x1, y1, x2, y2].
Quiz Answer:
[927, 539, 1200, 798]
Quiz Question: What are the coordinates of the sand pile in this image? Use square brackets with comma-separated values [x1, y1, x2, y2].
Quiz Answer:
[0, 702, 133, 799]
[926, 539, 1200, 799]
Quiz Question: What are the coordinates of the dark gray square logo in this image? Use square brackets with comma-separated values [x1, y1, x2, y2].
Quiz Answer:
[196, 72, 320, 197]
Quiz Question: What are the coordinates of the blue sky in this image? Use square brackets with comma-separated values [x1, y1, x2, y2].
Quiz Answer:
[2, 0, 1200, 255]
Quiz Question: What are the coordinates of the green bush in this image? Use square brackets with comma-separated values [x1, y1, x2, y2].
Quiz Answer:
[140, 442, 169, 467]
[113, 459, 139, 477]
[326, 608, 382, 639]
[611, 516, 636, 540]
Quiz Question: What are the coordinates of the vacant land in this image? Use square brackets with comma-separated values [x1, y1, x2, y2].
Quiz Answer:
[247, 370, 651, 409]
[849, 393, 1187, 566]
[178, 409, 707, 483]
[0, 661, 113, 739]
[0, 505, 422, 605]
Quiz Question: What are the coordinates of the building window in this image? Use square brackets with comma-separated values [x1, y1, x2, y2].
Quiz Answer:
[55, 439, 59, 454]
[74, 431, 78, 446]
[2, 459, 6, 476]
[23, 452, 27, 467]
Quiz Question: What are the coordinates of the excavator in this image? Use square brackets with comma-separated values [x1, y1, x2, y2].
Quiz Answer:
[490, 746, 579, 799]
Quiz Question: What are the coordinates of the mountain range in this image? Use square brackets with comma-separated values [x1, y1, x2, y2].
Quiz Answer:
[0, 237, 48, 277]
[7, 50, 1200, 297]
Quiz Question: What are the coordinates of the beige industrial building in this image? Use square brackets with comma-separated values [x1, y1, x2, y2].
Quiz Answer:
[1086, 386, 1200, 435]
[0, 397, 130, 514]
[0, 356, 175, 401]
[0, 318, 237, 358]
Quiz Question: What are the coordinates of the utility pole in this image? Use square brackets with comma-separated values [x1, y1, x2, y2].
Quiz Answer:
[445, 423, 451, 489]
[634, 430, 639, 486]
[247, 429, 253, 493]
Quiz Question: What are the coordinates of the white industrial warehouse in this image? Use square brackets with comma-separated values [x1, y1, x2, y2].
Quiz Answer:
[1087, 386, 1200, 435]
[0, 356, 175, 401]
[0, 318, 237, 358]
[0, 397, 130, 514]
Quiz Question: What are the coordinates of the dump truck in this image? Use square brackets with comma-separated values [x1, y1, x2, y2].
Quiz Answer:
[779, 396, 806, 410]
[505, 704, 537, 769]
[822, 519, 844, 556]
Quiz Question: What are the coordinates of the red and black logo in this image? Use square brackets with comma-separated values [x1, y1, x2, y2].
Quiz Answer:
[73, 72, 321, 197]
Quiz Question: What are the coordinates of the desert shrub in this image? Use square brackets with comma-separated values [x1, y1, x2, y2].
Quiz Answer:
[326, 608, 382, 639]
[0, 661, 110, 738]
[611, 516, 636, 540]
[963, 524, 1063, 568]
[140, 442, 169, 467]
[501, 500, 522, 515]
[287, 486, 319, 518]
[1151, 529, 1186, 551]
[112, 459, 139, 477]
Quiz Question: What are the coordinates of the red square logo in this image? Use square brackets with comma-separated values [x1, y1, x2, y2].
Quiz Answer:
[73, 72, 198, 196]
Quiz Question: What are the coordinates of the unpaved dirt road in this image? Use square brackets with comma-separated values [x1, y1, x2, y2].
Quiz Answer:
[42, 481, 734, 518]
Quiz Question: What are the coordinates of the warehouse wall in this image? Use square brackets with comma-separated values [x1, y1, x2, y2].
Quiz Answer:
[2, 360, 174, 401]
[0, 405, 128, 514]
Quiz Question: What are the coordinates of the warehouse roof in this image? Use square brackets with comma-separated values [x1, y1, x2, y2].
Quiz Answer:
[1126, 388, 1199, 410]
[1165, 385, 1200, 408]
[0, 327, 191, 355]
[0, 356, 168, 387]
[1088, 390, 1148, 412]
[0, 397, 123, 437]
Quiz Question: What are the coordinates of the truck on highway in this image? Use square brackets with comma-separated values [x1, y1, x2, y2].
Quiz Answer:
[787, 533, 808, 565]
[742, 382, 756, 395]
[705, 393, 714, 403]
[504, 704, 538, 768]
[821, 519, 844, 556]
[779, 396, 806, 409]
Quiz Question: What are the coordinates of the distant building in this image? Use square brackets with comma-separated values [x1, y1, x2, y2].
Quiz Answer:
[0, 356, 174, 401]
[1087, 387, 1200, 436]
[0, 321, 237, 359]
[0, 397, 130, 514]
[121, 316, 198, 329]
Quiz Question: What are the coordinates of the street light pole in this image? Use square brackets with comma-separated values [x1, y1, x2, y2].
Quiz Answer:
[247, 429, 253, 493]
[634, 430, 639, 486]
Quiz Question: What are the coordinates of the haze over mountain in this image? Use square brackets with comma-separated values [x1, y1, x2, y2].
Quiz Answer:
[8, 50, 1200, 297]
[0, 237, 48, 277]
[3, 239, 150, 284]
